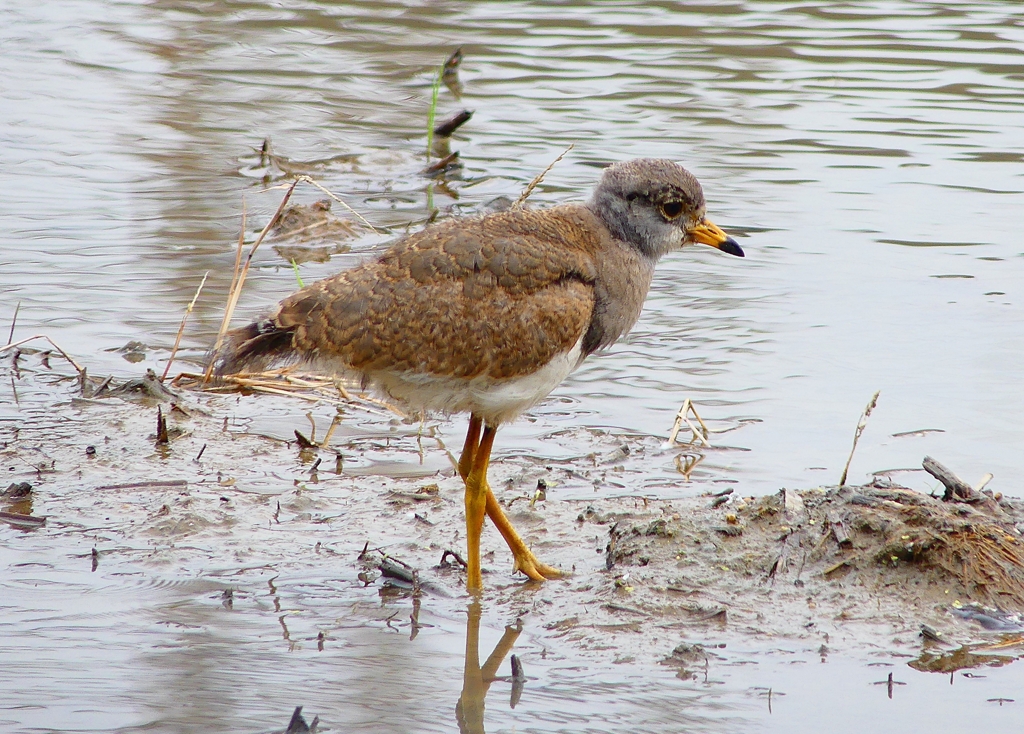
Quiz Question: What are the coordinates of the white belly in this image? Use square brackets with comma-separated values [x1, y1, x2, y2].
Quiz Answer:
[370, 337, 585, 425]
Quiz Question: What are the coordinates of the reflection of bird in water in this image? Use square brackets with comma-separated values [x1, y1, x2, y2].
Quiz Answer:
[456, 601, 522, 734]
[214, 158, 744, 591]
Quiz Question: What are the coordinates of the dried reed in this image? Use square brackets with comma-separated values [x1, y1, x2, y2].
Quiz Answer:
[204, 179, 299, 382]
[161, 272, 208, 382]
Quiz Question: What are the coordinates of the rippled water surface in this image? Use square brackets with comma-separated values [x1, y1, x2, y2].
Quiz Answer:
[6, 529, 1024, 734]
[4, 1, 1024, 731]
[5, 0, 1024, 492]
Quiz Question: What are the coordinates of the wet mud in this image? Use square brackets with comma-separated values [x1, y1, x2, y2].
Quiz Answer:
[5, 359, 1024, 679]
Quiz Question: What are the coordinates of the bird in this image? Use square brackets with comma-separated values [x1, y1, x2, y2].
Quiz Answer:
[213, 158, 744, 591]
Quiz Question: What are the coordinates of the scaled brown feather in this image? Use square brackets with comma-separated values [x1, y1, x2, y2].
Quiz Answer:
[213, 205, 605, 381]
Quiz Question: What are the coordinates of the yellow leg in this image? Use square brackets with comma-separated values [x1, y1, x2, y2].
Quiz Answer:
[458, 415, 483, 481]
[485, 489, 562, 581]
[463, 423, 495, 592]
[458, 415, 563, 587]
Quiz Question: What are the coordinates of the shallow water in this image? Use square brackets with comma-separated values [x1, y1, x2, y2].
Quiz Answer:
[5, 520, 1024, 734]
[5, 401, 1024, 734]
[4, 1, 1024, 731]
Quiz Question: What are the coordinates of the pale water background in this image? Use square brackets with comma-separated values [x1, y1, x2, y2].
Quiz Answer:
[3, 1, 1024, 732]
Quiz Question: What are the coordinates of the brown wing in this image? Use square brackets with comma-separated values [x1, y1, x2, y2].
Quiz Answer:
[217, 206, 600, 380]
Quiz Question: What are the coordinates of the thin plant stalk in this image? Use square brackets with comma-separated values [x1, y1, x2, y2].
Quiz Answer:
[7, 301, 20, 345]
[839, 390, 880, 486]
[216, 199, 248, 352]
[513, 143, 575, 210]
[204, 179, 299, 382]
[295, 175, 379, 234]
[290, 259, 305, 288]
[161, 271, 209, 382]
[425, 65, 443, 160]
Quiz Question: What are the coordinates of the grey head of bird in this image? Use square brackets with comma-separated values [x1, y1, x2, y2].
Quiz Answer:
[588, 158, 744, 261]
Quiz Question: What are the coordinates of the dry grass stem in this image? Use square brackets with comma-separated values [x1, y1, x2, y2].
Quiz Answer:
[295, 175, 380, 234]
[0, 334, 84, 375]
[512, 143, 575, 210]
[205, 180, 300, 382]
[667, 399, 711, 448]
[177, 369, 405, 419]
[7, 302, 20, 345]
[161, 272, 208, 382]
[839, 390, 880, 486]
[332, 379, 352, 401]
[205, 200, 248, 380]
[321, 409, 343, 448]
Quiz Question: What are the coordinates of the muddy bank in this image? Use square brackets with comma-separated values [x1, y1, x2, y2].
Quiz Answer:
[4, 362, 1024, 678]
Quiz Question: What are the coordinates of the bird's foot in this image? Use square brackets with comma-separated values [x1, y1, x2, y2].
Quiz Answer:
[512, 551, 565, 582]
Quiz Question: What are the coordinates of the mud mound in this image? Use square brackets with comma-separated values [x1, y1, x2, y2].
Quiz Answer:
[767, 483, 1024, 606]
[605, 477, 1024, 611]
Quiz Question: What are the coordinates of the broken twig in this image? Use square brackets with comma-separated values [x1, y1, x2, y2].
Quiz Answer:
[922, 456, 996, 511]
[668, 399, 711, 448]
[839, 390, 880, 486]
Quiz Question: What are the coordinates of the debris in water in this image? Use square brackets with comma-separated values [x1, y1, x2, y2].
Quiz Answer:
[433, 109, 473, 137]
[284, 706, 319, 734]
[442, 47, 464, 97]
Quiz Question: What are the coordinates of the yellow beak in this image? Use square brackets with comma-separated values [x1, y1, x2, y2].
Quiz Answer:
[688, 218, 744, 257]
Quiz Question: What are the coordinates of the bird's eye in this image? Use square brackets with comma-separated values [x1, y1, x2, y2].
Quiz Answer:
[660, 201, 684, 219]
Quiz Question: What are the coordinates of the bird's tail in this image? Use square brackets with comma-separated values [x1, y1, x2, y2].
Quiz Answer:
[210, 317, 297, 376]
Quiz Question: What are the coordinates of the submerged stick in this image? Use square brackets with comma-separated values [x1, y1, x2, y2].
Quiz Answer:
[442, 47, 463, 97]
[156, 406, 170, 445]
[421, 151, 460, 176]
[433, 109, 473, 138]
[161, 272, 208, 382]
[839, 390, 880, 486]
[0, 510, 46, 529]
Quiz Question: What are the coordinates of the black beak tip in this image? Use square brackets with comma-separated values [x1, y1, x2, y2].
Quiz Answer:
[720, 237, 744, 258]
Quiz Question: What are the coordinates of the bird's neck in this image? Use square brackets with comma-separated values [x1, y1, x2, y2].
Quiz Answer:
[587, 190, 666, 262]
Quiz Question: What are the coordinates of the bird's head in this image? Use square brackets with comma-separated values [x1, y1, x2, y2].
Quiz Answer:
[589, 158, 744, 261]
